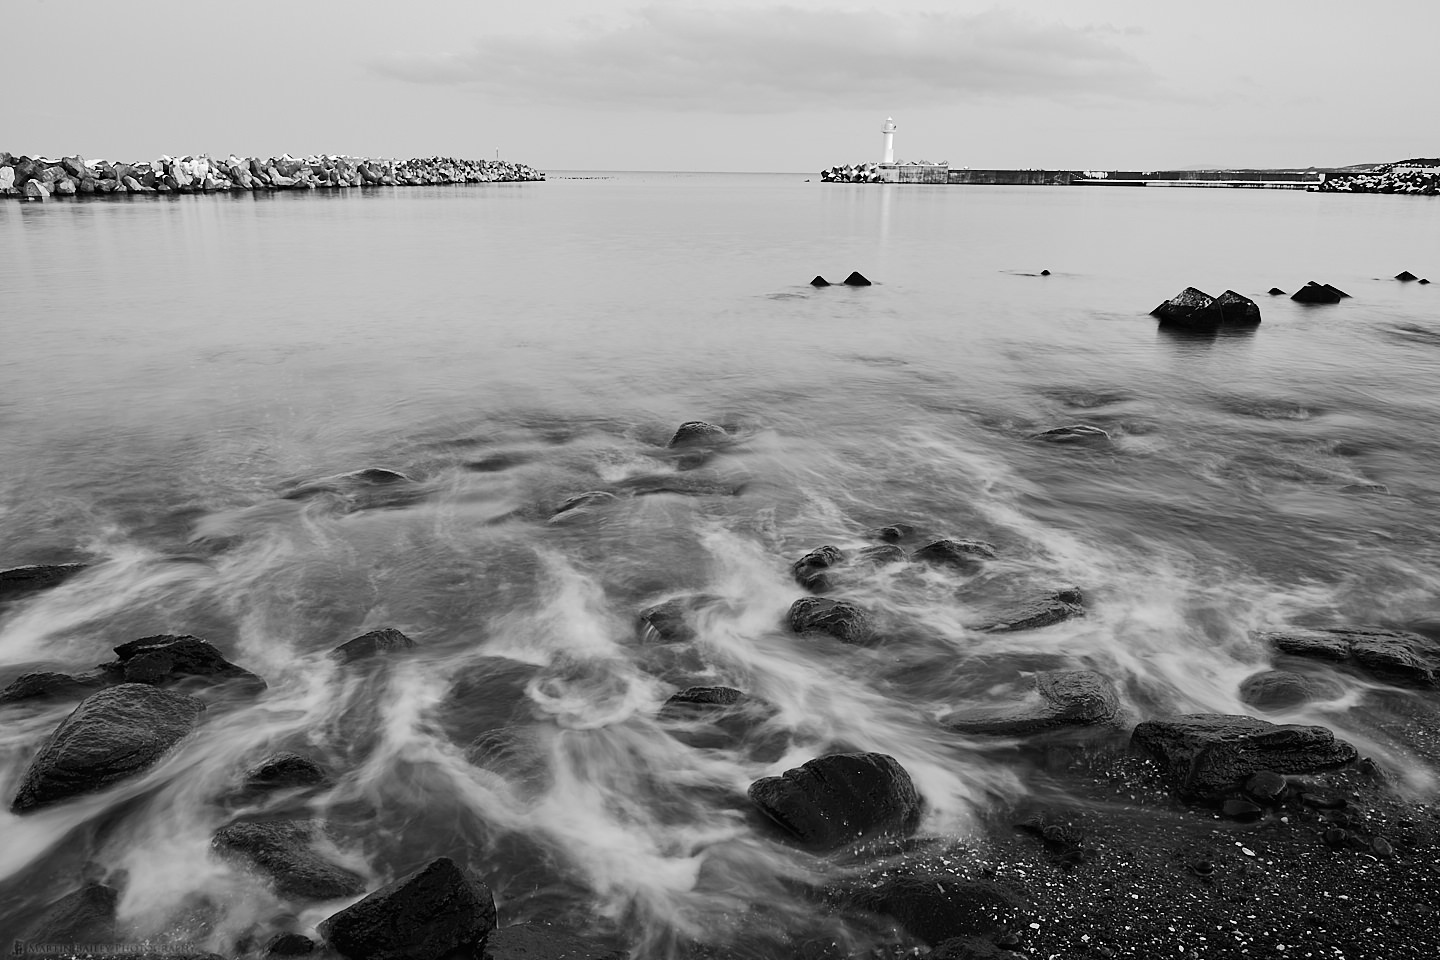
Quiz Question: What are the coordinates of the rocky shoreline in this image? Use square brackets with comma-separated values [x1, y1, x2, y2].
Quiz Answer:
[0, 153, 544, 199]
[5, 420, 1440, 958]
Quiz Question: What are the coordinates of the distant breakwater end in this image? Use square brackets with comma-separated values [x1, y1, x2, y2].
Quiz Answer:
[0, 152, 544, 199]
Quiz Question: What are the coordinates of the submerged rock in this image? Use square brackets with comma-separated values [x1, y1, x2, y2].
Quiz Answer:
[241, 752, 331, 793]
[10, 684, 206, 813]
[942, 670, 1118, 735]
[1130, 713, 1356, 799]
[667, 421, 727, 448]
[1262, 627, 1439, 688]
[332, 627, 416, 664]
[484, 923, 625, 960]
[661, 685, 746, 717]
[1237, 669, 1340, 710]
[638, 595, 716, 643]
[21, 881, 118, 941]
[0, 562, 88, 601]
[856, 543, 907, 566]
[212, 820, 366, 900]
[318, 856, 497, 960]
[264, 934, 315, 957]
[0, 671, 108, 705]
[788, 597, 875, 644]
[979, 592, 1085, 633]
[1031, 424, 1110, 444]
[748, 752, 921, 850]
[912, 538, 997, 570]
[549, 490, 619, 520]
[792, 545, 844, 593]
[874, 523, 916, 543]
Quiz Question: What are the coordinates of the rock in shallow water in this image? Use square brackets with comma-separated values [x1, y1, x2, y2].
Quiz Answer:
[787, 596, 875, 644]
[21, 881, 118, 941]
[332, 627, 416, 664]
[748, 752, 921, 850]
[1130, 713, 1356, 799]
[241, 751, 331, 793]
[10, 683, 206, 813]
[942, 670, 1118, 735]
[912, 538, 997, 570]
[212, 820, 366, 900]
[318, 856, 496, 960]
[1237, 669, 1340, 710]
[667, 420, 727, 448]
[0, 562, 89, 601]
[111, 634, 266, 693]
[792, 545, 844, 592]
[1262, 627, 1439, 688]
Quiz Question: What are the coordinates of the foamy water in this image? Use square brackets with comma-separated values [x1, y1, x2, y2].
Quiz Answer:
[1, 175, 1438, 950]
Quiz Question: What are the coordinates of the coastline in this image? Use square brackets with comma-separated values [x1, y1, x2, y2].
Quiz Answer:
[0, 153, 545, 200]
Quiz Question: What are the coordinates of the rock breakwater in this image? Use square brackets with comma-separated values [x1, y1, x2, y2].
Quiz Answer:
[0, 152, 544, 199]
[1316, 158, 1439, 195]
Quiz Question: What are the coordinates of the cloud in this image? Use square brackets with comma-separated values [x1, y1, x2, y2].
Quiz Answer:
[368, 6, 1156, 112]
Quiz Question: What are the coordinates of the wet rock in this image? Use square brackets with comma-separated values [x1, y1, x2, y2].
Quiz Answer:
[874, 523, 915, 543]
[242, 752, 331, 792]
[843, 271, 872, 286]
[332, 627, 416, 664]
[1149, 286, 1214, 324]
[1040, 269, 1051, 276]
[549, 490, 618, 519]
[1262, 627, 1439, 688]
[1195, 289, 1262, 326]
[856, 544, 906, 566]
[841, 873, 1027, 943]
[0, 562, 89, 601]
[1030, 424, 1110, 444]
[318, 856, 497, 960]
[638, 595, 715, 643]
[1237, 669, 1337, 710]
[1130, 713, 1357, 799]
[667, 421, 727, 448]
[484, 923, 625, 960]
[1291, 281, 1345, 304]
[0, 671, 108, 705]
[21, 881, 118, 941]
[912, 538, 997, 570]
[1268, 287, 1286, 295]
[10, 684, 206, 813]
[661, 685, 746, 717]
[980, 592, 1085, 632]
[213, 820, 366, 900]
[1421, 278, 1432, 285]
[282, 468, 413, 500]
[1221, 798, 1263, 822]
[110, 634, 266, 693]
[787, 597, 875, 645]
[810, 276, 831, 287]
[24, 179, 50, 199]
[1340, 482, 1389, 494]
[1396, 271, 1418, 282]
[792, 545, 844, 593]
[612, 474, 746, 498]
[265, 934, 315, 956]
[748, 752, 921, 850]
[942, 670, 1118, 735]
[1243, 770, 1289, 805]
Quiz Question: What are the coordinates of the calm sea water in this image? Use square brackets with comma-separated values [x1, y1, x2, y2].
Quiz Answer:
[1, 174, 1438, 950]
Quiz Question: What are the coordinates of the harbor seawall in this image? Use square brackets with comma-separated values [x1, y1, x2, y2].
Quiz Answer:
[0, 152, 544, 199]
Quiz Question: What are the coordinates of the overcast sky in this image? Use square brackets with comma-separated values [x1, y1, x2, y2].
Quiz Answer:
[8, 0, 1435, 171]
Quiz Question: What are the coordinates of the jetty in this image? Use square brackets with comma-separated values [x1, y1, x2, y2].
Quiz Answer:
[0, 153, 544, 200]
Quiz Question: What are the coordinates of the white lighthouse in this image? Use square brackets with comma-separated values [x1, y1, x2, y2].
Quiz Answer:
[881, 117, 896, 164]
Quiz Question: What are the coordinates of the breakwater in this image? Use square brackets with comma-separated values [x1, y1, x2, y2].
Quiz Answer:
[1317, 159, 1440, 195]
[0, 152, 544, 199]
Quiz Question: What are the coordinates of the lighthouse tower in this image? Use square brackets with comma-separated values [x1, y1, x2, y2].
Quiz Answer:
[881, 117, 896, 164]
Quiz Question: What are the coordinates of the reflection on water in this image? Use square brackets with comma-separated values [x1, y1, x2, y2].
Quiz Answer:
[1, 177, 1439, 951]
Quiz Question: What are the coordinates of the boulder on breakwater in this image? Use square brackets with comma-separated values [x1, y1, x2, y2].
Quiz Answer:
[1317, 159, 1440, 195]
[0, 151, 544, 200]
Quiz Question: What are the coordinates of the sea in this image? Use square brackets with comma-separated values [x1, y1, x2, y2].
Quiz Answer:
[1, 173, 1438, 951]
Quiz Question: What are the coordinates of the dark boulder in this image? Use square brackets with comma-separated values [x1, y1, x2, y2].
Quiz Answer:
[265, 934, 315, 956]
[212, 820, 367, 900]
[1040, 269, 1051, 276]
[21, 881, 118, 941]
[980, 593, 1085, 633]
[667, 421, 727, 448]
[912, 539, 997, 570]
[792, 545, 844, 593]
[332, 627, 415, 664]
[1149, 286, 1213, 323]
[787, 597, 875, 645]
[841, 873, 1027, 944]
[1261, 627, 1439, 688]
[874, 523, 916, 543]
[1243, 770, 1289, 805]
[10, 684, 206, 813]
[638, 595, 715, 643]
[1130, 713, 1356, 798]
[0, 671, 108, 705]
[843, 271, 872, 286]
[242, 752, 331, 792]
[1237, 669, 1339, 710]
[110, 634, 266, 693]
[1396, 271, 1418, 282]
[942, 670, 1118, 735]
[484, 923, 625, 960]
[810, 276, 831, 287]
[1420, 278, 1431, 285]
[1268, 287, 1286, 295]
[0, 562, 88, 601]
[1291, 281, 1344, 304]
[1030, 424, 1110, 444]
[748, 752, 921, 850]
[661, 685, 746, 717]
[317, 856, 497, 960]
[1192, 289, 1262, 326]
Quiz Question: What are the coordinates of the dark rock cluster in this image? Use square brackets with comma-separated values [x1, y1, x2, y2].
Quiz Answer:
[1317, 159, 1440, 194]
[1150, 287, 1262, 329]
[0, 151, 543, 200]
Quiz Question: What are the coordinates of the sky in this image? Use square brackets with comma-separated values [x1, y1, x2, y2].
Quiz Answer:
[6, 0, 1436, 172]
